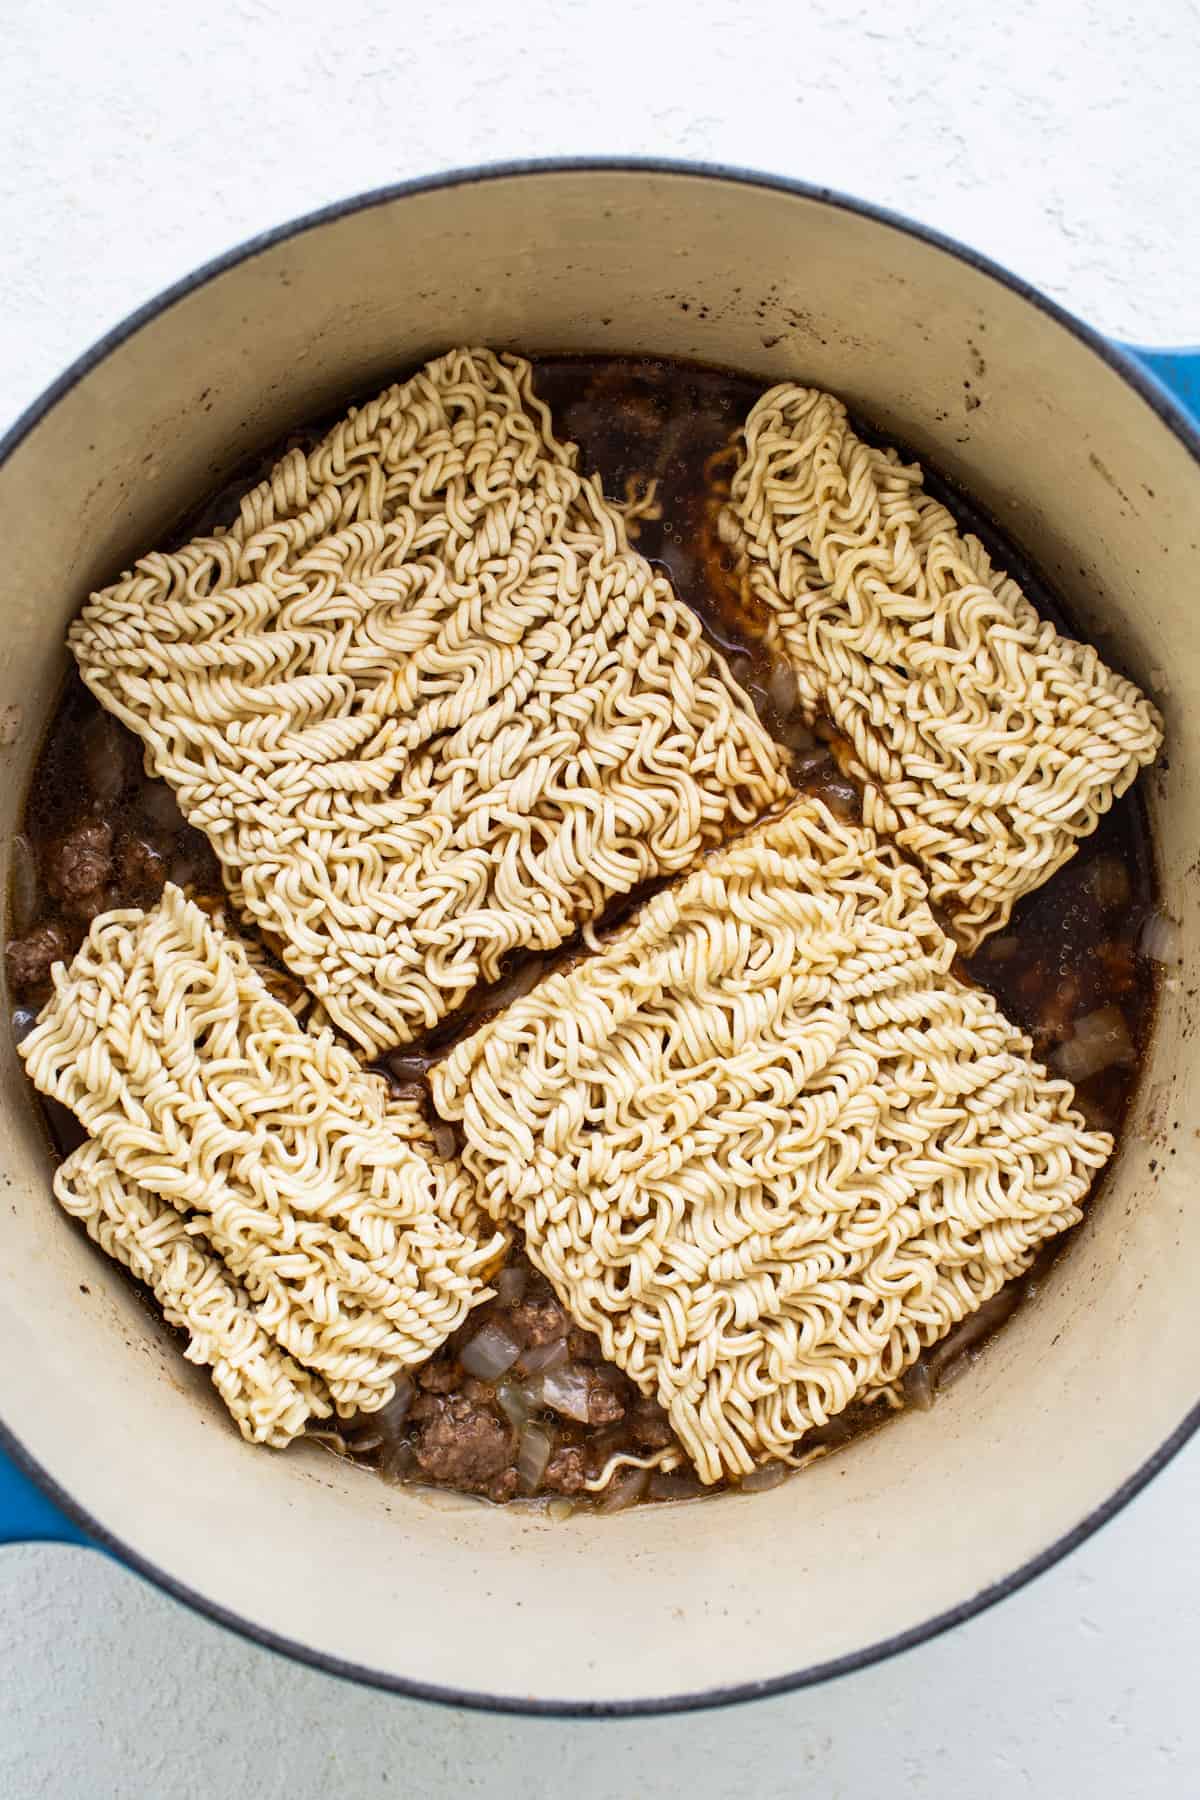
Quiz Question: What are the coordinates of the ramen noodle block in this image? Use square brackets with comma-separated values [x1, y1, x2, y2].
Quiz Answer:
[720, 386, 1163, 950]
[20, 886, 503, 1421]
[56, 1140, 333, 1446]
[433, 800, 1113, 1484]
[69, 348, 790, 1055]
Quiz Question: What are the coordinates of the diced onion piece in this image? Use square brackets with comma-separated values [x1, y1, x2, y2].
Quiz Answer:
[904, 1359, 935, 1412]
[1051, 1005, 1136, 1083]
[489, 957, 552, 1010]
[547, 1497, 575, 1522]
[599, 1465, 650, 1512]
[460, 1319, 522, 1381]
[347, 1430, 384, 1454]
[1139, 909, 1182, 967]
[746, 680, 772, 721]
[805, 1413, 859, 1452]
[9, 834, 39, 935]
[793, 748, 834, 783]
[1086, 855, 1131, 910]
[516, 1422, 554, 1494]
[495, 1381, 531, 1429]
[82, 710, 131, 803]
[647, 1468, 707, 1503]
[496, 1264, 528, 1306]
[430, 1118, 457, 1160]
[767, 659, 799, 718]
[725, 652, 754, 692]
[927, 1285, 1024, 1385]
[740, 1461, 790, 1493]
[541, 1365, 593, 1423]
[385, 1050, 429, 1087]
[778, 714, 817, 752]
[370, 1373, 415, 1433]
[815, 768, 860, 821]
[518, 1337, 569, 1376]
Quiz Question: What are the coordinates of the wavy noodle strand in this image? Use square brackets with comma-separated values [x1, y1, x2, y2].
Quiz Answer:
[719, 385, 1162, 949]
[69, 348, 789, 1054]
[433, 799, 1112, 1485]
[55, 1141, 332, 1447]
[21, 886, 503, 1422]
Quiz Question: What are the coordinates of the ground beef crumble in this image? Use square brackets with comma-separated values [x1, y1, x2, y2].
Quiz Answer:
[413, 1396, 513, 1490]
[543, 1448, 588, 1495]
[508, 1287, 569, 1348]
[6, 920, 71, 993]
[46, 820, 113, 907]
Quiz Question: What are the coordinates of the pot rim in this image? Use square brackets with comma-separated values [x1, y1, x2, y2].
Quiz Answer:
[2, 154, 1197, 1718]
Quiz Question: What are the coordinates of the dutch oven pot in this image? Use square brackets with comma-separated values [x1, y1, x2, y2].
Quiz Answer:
[0, 161, 1197, 1715]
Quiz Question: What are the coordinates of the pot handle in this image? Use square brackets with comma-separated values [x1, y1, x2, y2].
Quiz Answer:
[0, 1444, 91, 1547]
[1121, 343, 1200, 422]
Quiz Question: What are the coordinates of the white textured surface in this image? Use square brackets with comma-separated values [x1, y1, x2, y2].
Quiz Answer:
[1, 0, 1199, 1794]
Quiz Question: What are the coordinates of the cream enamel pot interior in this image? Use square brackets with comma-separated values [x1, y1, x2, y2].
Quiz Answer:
[1, 161, 1198, 1715]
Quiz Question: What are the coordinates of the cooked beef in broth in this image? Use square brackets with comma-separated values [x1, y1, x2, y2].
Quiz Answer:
[6, 354, 1158, 1508]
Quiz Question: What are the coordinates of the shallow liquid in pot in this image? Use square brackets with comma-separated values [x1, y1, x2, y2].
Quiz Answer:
[4, 354, 1159, 1512]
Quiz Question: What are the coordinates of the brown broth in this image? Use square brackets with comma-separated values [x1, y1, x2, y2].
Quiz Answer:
[5, 353, 1159, 1510]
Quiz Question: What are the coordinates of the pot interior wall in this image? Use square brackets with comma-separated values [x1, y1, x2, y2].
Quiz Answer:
[0, 167, 1194, 1707]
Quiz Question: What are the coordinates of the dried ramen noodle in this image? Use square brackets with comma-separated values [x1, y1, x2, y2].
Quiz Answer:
[13, 355, 1152, 1498]
[434, 800, 1112, 1484]
[720, 386, 1162, 949]
[20, 885, 502, 1425]
[55, 1140, 332, 1447]
[69, 348, 789, 1055]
